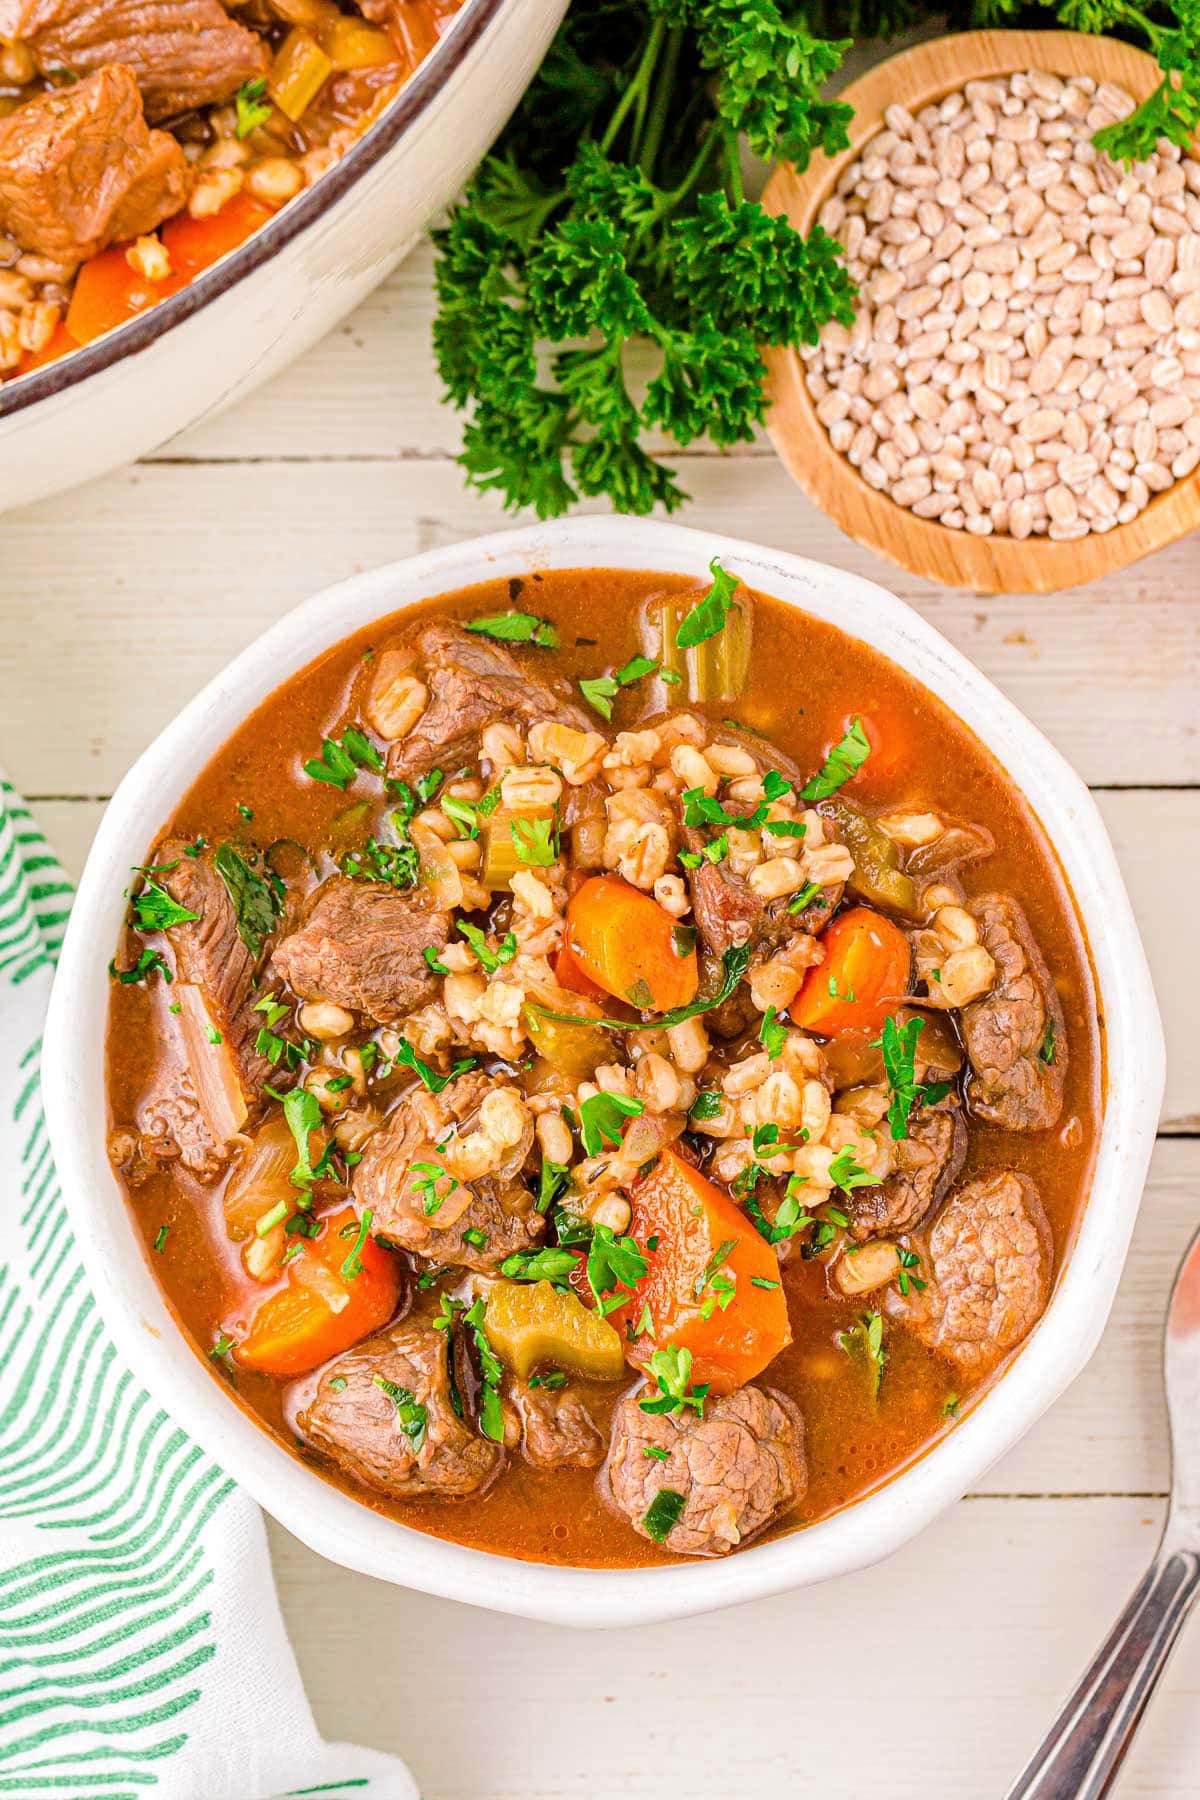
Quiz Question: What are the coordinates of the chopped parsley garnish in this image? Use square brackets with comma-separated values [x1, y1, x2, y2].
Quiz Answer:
[626, 977, 655, 1009]
[373, 1376, 428, 1450]
[236, 802, 254, 821]
[234, 75, 272, 138]
[579, 675, 619, 719]
[537, 1157, 570, 1214]
[838, 1309, 885, 1400]
[587, 1220, 649, 1316]
[209, 1333, 236, 1359]
[129, 880, 198, 934]
[329, 1375, 348, 1392]
[214, 843, 282, 958]
[304, 727, 384, 790]
[394, 1038, 477, 1094]
[109, 948, 173, 986]
[643, 1445, 670, 1462]
[616, 654, 657, 686]
[675, 559, 738, 650]
[499, 1245, 578, 1284]
[528, 1370, 568, 1390]
[340, 823, 420, 891]
[942, 1394, 961, 1419]
[252, 992, 306, 1070]
[639, 1345, 709, 1418]
[694, 1237, 738, 1320]
[800, 716, 871, 802]
[338, 1209, 373, 1279]
[1039, 1018, 1057, 1066]
[759, 1005, 787, 1059]
[464, 1297, 506, 1441]
[462, 1227, 489, 1250]
[465, 610, 558, 649]
[441, 795, 480, 837]
[206, 1024, 223, 1045]
[457, 920, 518, 973]
[410, 1158, 458, 1217]
[511, 815, 558, 866]
[787, 881, 821, 915]
[877, 1015, 952, 1141]
[895, 1247, 926, 1297]
[827, 1146, 876, 1193]
[578, 1090, 644, 1157]
[153, 1225, 169, 1253]
[270, 1086, 329, 1189]
[641, 1487, 687, 1543]
[423, 946, 450, 975]
[746, 1173, 813, 1247]
[671, 924, 697, 958]
[750, 1275, 780, 1291]
[689, 1089, 723, 1122]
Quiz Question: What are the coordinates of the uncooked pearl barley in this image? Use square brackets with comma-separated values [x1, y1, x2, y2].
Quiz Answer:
[806, 71, 1200, 541]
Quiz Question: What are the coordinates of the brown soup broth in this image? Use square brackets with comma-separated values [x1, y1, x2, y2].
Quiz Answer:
[106, 568, 1102, 1568]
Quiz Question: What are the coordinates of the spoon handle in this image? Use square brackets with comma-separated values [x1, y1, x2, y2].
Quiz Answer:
[1006, 1544, 1200, 1800]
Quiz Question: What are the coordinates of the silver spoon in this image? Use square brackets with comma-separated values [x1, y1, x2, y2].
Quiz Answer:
[1007, 1222, 1200, 1799]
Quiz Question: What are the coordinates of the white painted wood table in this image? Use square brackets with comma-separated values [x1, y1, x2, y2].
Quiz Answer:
[6, 240, 1199, 1800]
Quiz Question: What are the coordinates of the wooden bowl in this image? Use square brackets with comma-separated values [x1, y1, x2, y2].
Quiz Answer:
[761, 30, 1200, 594]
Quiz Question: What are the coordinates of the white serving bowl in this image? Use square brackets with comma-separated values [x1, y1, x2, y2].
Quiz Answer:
[0, 0, 567, 515]
[43, 517, 1164, 1629]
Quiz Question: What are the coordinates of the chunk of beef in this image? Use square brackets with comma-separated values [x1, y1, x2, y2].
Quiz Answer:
[133, 841, 286, 1171]
[845, 1098, 967, 1242]
[512, 1381, 604, 1470]
[298, 1323, 502, 1498]
[352, 1073, 544, 1273]
[684, 725, 843, 961]
[272, 876, 449, 1027]
[383, 621, 595, 782]
[0, 66, 188, 265]
[121, 1073, 225, 1184]
[960, 895, 1066, 1131]
[886, 1170, 1053, 1377]
[2, 0, 268, 122]
[607, 1385, 806, 1557]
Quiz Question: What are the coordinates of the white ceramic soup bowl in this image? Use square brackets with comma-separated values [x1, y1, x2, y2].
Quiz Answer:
[0, 0, 568, 516]
[43, 516, 1163, 1629]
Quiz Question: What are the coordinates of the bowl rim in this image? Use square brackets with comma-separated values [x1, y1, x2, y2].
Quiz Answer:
[0, 0, 506, 423]
[42, 515, 1164, 1628]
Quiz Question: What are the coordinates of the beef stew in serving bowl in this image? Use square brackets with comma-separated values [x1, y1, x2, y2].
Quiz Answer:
[0, 0, 463, 377]
[103, 560, 1103, 1569]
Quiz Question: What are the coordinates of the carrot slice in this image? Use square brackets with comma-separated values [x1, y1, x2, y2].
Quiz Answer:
[162, 194, 274, 278]
[234, 1204, 402, 1377]
[65, 246, 185, 346]
[609, 1148, 790, 1395]
[564, 875, 697, 1012]
[16, 320, 76, 374]
[554, 921, 605, 1000]
[791, 905, 911, 1038]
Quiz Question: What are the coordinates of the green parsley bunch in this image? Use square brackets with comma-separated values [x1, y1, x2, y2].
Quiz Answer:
[433, 0, 1199, 519]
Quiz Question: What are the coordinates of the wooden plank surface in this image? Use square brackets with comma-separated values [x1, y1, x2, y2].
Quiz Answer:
[10, 224, 1200, 1800]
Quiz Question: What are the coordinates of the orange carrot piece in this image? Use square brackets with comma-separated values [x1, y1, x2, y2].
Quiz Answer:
[554, 921, 605, 1001]
[65, 246, 184, 345]
[791, 905, 911, 1038]
[564, 875, 698, 1012]
[610, 1148, 790, 1395]
[162, 194, 274, 278]
[16, 320, 76, 374]
[234, 1205, 402, 1378]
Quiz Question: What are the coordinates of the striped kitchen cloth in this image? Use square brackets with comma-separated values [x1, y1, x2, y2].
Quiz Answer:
[0, 785, 416, 1800]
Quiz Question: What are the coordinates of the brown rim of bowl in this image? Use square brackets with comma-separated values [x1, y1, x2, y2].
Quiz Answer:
[0, 0, 506, 421]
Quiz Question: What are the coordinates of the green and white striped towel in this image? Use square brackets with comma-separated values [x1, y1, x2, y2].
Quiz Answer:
[0, 786, 416, 1800]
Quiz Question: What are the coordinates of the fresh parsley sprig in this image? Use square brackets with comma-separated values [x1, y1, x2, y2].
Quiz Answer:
[432, 0, 856, 518]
